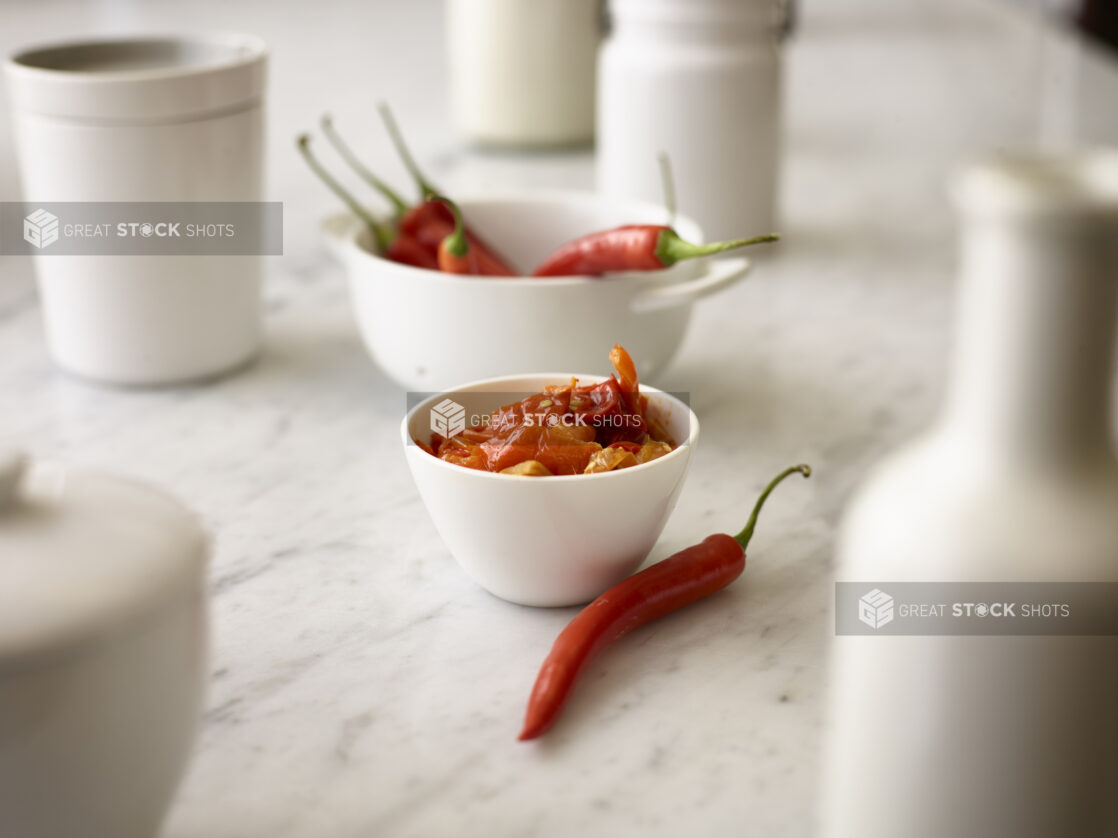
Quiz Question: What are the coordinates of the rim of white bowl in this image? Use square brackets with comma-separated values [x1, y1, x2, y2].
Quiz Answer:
[401, 373, 700, 482]
[329, 190, 706, 284]
[8, 33, 269, 81]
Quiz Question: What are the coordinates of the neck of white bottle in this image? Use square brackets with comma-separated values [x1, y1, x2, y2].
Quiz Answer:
[941, 215, 1117, 466]
[609, 0, 776, 45]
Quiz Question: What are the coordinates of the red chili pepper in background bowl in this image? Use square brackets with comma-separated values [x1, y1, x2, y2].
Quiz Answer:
[400, 200, 517, 276]
[532, 225, 780, 277]
[432, 197, 483, 275]
[307, 111, 516, 274]
[323, 111, 485, 270]
[384, 234, 440, 270]
[296, 133, 439, 269]
[378, 103, 518, 276]
[518, 463, 812, 741]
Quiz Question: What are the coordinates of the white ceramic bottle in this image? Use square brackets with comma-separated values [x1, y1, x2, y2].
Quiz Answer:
[597, 0, 783, 242]
[821, 151, 1118, 837]
[0, 450, 210, 838]
[446, 0, 600, 148]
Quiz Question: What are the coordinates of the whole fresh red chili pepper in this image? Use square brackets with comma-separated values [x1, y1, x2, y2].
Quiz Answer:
[297, 133, 436, 268]
[379, 102, 518, 276]
[401, 201, 517, 276]
[317, 118, 442, 267]
[317, 115, 442, 269]
[433, 197, 482, 275]
[531, 225, 780, 277]
[518, 463, 811, 741]
[386, 234, 439, 270]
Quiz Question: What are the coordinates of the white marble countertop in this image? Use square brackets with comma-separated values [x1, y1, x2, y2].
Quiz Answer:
[2, 1, 1117, 836]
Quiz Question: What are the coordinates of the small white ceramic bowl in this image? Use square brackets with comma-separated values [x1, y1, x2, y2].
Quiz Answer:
[402, 374, 699, 607]
[324, 191, 752, 391]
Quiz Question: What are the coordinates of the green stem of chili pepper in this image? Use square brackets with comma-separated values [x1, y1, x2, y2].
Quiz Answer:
[434, 196, 469, 258]
[320, 114, 410, 219]
[377, 102, 440, 200]
[655, 229, 781, 267]
[733, 464, 812, 551]
[296, 134, 394, 253]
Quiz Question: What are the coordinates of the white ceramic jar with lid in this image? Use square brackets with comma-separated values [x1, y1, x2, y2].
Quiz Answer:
[597, 0, 784, 242]
[821, 151, 1118, 838]
[0, 450, 210, 838]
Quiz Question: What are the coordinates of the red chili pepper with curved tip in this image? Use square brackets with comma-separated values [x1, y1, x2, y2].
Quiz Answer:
[531, 225, 780, 277]
[297, 132, 436, 269]
[433, 197, 482, 275]
[311, 114, 515, 274]
[401, 200, 517, 276]
[379, 103, 518, 276]
[386, 234, 439, 270]
[518, 464, 812, 741]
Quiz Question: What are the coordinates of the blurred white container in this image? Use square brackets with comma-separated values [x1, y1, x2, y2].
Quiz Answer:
[597, 0, 783, 242]
[4, 34, 268, 386]
[822, 151, 1118, 837]
[0, 450, 209, 838]
[447, 0, 599, 148]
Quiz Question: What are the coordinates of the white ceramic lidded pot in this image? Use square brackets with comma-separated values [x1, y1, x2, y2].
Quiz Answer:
[597, 0, 784, 242]
[0, 450, 210, 838]
[821, 151, 1118, 837]
[4, 35, 268, 386]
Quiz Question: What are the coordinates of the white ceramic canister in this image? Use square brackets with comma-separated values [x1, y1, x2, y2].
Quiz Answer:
[0, 450, 210, 838]
[597, 0, 783, 243]
[446, 0, 600, 148]
[4, 35, 268, 386]
[821, 151, 1118, 837]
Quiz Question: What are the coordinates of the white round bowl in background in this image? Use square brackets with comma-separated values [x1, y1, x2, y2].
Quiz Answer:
[402, 374, 699, 607]
[324, 191, 752, 391]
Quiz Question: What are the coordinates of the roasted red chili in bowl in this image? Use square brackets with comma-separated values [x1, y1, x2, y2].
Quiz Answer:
[420, 345, 675, 476]
[400, 354, 700, 605]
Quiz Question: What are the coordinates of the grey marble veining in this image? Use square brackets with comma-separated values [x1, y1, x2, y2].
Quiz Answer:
[1, 0, 1117, 836]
